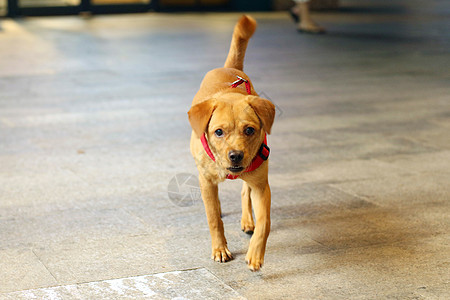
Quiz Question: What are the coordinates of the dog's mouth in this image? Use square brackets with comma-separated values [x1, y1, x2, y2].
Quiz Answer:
[227, 166, 245, 173]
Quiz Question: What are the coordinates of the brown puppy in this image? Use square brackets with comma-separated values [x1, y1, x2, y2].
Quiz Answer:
[188, 16, 275, 271]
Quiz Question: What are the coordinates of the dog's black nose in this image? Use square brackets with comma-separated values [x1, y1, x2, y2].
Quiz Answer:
[228, 150, 244, 163]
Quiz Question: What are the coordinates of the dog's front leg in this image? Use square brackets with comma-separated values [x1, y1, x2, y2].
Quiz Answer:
[245, 181, 271, 271]
[199, 174, 232, 262]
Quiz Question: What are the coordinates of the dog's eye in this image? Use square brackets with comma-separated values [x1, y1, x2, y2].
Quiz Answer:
[215, 129, 224, 137]
[244, 127, 255, 136]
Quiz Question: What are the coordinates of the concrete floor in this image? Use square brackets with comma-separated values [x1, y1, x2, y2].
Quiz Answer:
[1, 0, 449, 299]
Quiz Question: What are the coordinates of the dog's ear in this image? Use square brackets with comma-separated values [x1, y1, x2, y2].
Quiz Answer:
[248, 97, 276, 134]
[188, 99, 216, 138]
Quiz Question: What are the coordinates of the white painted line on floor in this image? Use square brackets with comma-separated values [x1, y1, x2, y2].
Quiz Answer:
[0, 268, 245, 300]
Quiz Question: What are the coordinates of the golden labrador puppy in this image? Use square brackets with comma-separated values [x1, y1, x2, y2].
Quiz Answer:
[188, 15, 275, 271]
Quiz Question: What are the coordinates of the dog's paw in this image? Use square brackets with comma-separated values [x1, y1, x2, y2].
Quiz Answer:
[245, 250, 264, 271]
[211, 246, 233, 263]
[241, 222, 255, 234]
[241, 217, 255, 234]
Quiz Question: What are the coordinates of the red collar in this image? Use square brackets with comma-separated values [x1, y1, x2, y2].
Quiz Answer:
[200, 133, 270, 180]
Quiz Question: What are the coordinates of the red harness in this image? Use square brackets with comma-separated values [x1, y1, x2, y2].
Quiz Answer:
[200, 75, 270, 180]
[231, 75, 252, 94]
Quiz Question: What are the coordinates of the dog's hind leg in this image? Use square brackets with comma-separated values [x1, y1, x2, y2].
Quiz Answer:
[241, 181, 255, 234]
[224, 15, 257, 71]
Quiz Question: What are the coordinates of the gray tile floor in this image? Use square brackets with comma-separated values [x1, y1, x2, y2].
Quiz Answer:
[1, 1, 449, 299]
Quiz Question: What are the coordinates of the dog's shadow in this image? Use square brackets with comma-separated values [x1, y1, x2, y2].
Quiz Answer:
[262, 200, 431, 281]
[214, 181, 435, 283]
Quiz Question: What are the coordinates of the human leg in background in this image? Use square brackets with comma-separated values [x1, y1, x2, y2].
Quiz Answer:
[291, 0, 326, 34]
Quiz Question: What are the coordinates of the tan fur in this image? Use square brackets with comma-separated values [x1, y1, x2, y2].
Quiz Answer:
[224, 15, 257, 71]
[188, 15, 275, 271]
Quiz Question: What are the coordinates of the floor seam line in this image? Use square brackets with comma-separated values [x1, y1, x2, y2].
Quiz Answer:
[31, 248, 58, 283]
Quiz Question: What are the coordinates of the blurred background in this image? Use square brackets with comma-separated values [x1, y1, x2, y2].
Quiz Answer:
[3, 0, 355, 17]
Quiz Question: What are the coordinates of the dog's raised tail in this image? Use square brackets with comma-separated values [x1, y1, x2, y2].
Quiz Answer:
[224, 15, 257, 71]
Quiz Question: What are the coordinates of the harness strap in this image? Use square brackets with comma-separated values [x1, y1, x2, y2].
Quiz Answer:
[231, 75, 252, 94]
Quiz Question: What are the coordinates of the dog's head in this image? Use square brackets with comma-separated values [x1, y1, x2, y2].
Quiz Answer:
[188, 95, 275, 175]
